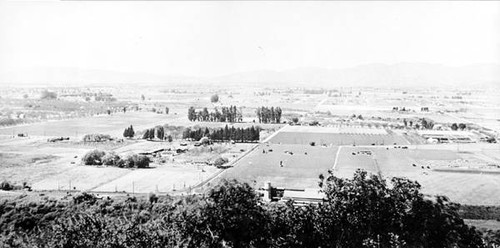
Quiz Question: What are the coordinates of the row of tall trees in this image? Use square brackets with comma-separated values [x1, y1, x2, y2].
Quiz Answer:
[256, 106, 282, 123]
[0, 171, 486, 247]
[183, 125, 260, 142]
[123, 125, 135, 138]
[142, 126, 172, 142]
[188, 106, 243, 123]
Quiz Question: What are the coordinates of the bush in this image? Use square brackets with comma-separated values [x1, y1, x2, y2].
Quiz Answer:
[210, 94, 219, 103]
[82, 134, 113, 142]
[73, 192, 98, 204]
[134, 155, 150, 168]
[101, 152, 121, 166]
[213, 157, 229, 167]
[125, 154, 150, 168]
[40, 90, 57, 100]
[0, 181, 13, 191]
[82, 150, 147, 168]
[82, 150, 106, 165]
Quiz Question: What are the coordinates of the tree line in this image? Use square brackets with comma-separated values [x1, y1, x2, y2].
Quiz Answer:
[256, 106, 282, 123]
[188, 106, 242, 123]
[0, 170, 488, 247]
[182, 125, 260, 142]
[142, 126, 173, 142]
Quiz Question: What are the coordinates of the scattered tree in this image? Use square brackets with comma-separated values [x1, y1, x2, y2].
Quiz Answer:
[210, 94, 219, 103]
[40, 90, 57, 100]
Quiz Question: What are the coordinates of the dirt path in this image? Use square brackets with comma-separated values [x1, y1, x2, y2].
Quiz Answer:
[186, 143, 260, 194]
[332, 146, 343, 170]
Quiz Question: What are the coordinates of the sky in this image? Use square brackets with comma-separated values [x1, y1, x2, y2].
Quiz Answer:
[0, 1, 499, 78]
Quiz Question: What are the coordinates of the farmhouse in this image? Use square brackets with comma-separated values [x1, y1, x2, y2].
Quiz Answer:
[418, 130, 475, 143]
[258, 182, 325, 205]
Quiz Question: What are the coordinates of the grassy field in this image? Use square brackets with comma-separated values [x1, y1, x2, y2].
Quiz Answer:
[0, 137, 253, 194]
[219, 144, 338, 189]
[91, 164, 218, 193]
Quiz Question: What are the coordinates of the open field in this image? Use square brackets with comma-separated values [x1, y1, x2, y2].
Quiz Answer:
[465, 219, 500, 231]
[0, 111, 178, 138]
[0, 136, 254, 194]
[216, 130, 500, 205]
[218, 143, 338, 189]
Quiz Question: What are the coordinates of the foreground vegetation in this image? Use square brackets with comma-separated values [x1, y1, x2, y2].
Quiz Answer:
[1, 170, 493, 247]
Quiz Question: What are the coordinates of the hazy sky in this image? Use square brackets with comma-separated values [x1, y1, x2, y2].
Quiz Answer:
[0, 1, 498, 77]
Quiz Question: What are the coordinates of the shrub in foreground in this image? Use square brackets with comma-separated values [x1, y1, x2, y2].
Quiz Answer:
[0, 171, 485, 248]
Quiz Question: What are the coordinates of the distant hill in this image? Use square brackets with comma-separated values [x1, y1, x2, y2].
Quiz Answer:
[212, 63, 500, 89]
[1, 63, 498, 88]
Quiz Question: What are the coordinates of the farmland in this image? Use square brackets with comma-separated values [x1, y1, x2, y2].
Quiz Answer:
[220, 124, 500, 205]
[267, 125, 411, 146]
[1, 84, 500, 208]
[0, 135, 254, 194]
[219, 143, 338, 189]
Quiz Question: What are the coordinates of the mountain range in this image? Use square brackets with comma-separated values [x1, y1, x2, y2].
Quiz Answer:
[1, 63, 498, 89]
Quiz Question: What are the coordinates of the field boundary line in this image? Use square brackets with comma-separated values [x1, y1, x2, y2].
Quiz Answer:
[87, 170, 135, 192]
[182, 143, 261, 193]
[262, 125, 288, 143]
[332, 146, 343, 170]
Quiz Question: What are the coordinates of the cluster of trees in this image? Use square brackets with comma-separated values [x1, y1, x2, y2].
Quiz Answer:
[123, 125, 135, 138]
[451, 123, 467, 131]
[40, 90, 57, 100]
[182, 125, 260, 142]
[188, 106, 243, 123]
[256, 106, 282, 123]
[82, 134, 113, 142]
[0, 170, 490, 247]
[82, 149, 149, 168]
[142, 126, 173, 142]
[402, 118, 435, 130]
[0, 181, 29, 191]
[420, 118, 435, 129]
